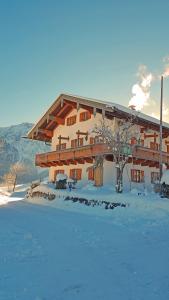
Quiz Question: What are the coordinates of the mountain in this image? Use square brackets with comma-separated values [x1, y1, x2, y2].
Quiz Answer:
[0, 123, 49, 182]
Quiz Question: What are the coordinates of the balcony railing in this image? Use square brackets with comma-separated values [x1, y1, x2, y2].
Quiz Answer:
[35, 143, 169, 167]
[35, 143, 111, 166]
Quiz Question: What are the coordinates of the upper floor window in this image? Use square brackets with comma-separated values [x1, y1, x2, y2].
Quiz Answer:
[151, 172, 160, 184]
[67, 115, 76, 126]
[56, 143, 66, 151]
[131, 169, 144, 183]
[79, 111, 91, 122]
[71, 138, 83, 148]
[150, 142, 159, 151]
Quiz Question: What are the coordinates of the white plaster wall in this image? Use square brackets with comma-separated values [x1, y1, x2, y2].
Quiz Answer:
[51, 108, 103, 151]
[102, 160, 158, 192]
[47, 108, 163, 191]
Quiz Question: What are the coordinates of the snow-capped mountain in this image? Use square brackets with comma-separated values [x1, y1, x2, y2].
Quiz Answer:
[0, 123, 49, 181]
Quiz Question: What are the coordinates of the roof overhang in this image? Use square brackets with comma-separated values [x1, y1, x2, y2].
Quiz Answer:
[27, 93, 169, 142]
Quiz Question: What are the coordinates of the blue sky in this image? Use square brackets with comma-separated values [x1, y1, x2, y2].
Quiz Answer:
[0, 0, 169, 126]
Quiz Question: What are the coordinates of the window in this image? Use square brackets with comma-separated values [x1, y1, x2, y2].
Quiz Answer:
[151, 172, 160, 183]
[56, 143, 66, 151]
[131, 169, 144, 183]
[67, 115, 76, 126]
[70, 169, 82, 180]
[88, 168, 94, 181]
[71, 138, 83, 148]
[54, 169, 64, 181]
[90, 137, 95, 145]
[79, 111, 91, 122]
[150, 142, 159, 150]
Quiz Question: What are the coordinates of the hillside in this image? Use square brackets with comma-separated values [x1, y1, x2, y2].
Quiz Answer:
[0, 123, 49, 181]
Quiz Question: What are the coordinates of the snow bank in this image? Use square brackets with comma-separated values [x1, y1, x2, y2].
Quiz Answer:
[26, 182, 169, 223]
[161, 170, 169, 184]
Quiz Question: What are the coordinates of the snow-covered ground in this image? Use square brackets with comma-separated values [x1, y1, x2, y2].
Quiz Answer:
[0, 184, 169, 299]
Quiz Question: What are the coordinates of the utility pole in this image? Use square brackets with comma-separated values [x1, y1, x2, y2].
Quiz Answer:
[159, 75, 163, 181]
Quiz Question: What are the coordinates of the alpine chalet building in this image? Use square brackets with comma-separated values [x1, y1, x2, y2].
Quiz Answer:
[27, 93, 169, 191]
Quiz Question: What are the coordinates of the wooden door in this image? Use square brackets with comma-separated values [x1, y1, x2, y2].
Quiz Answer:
[94, 166, 103, 186]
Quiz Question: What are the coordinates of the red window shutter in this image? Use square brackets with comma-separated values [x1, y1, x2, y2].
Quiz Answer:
[71, 140, 75, 148]
[77, 169, 82, 180]
[79, 138, 83, 146]
[88, 168, 94, 180]
[80, 113, 83, 122]
[70, 169, 73, 178]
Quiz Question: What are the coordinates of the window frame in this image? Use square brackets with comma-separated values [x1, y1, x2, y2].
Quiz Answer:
[131, 169, 144, 183]
[79, 111, 91, 122]
[67, 115, 76, 126]
[54, 169, 64, 181]
[71, 138, 83, 148]
[151, 172, 160, 184]
[56, 143, 66, 151]
[70, 169, 82, 180]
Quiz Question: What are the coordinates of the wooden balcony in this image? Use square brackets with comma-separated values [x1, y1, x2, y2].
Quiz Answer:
[35, 143, 169, 168]
[132, 146, 169, 166]
[35, 143, 111, 167]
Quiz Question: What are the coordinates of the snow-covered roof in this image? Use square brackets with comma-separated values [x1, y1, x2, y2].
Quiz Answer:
[27, 93, 169, 142]
[66, 93, 169, 129]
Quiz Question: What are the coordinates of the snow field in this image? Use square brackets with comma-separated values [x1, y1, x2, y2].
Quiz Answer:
[0, 184, 169, 299]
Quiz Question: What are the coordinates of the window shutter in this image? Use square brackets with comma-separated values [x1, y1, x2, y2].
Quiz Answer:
[88, 168, 94, 180]
[90, 137, 95, 144]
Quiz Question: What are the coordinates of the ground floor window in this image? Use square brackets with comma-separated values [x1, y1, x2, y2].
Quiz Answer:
[70, 169, 82, 180]
[54, 169, 64, 181]
[88, 168, 94, 180]
[151, 172, 160, 183]
[131, 169, 144, 183]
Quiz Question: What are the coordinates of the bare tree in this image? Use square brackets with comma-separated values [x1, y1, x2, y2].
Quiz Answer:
[93, 115, 140, 193]
[9, 162, 29, 192]
[2, 173, 14, 191]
